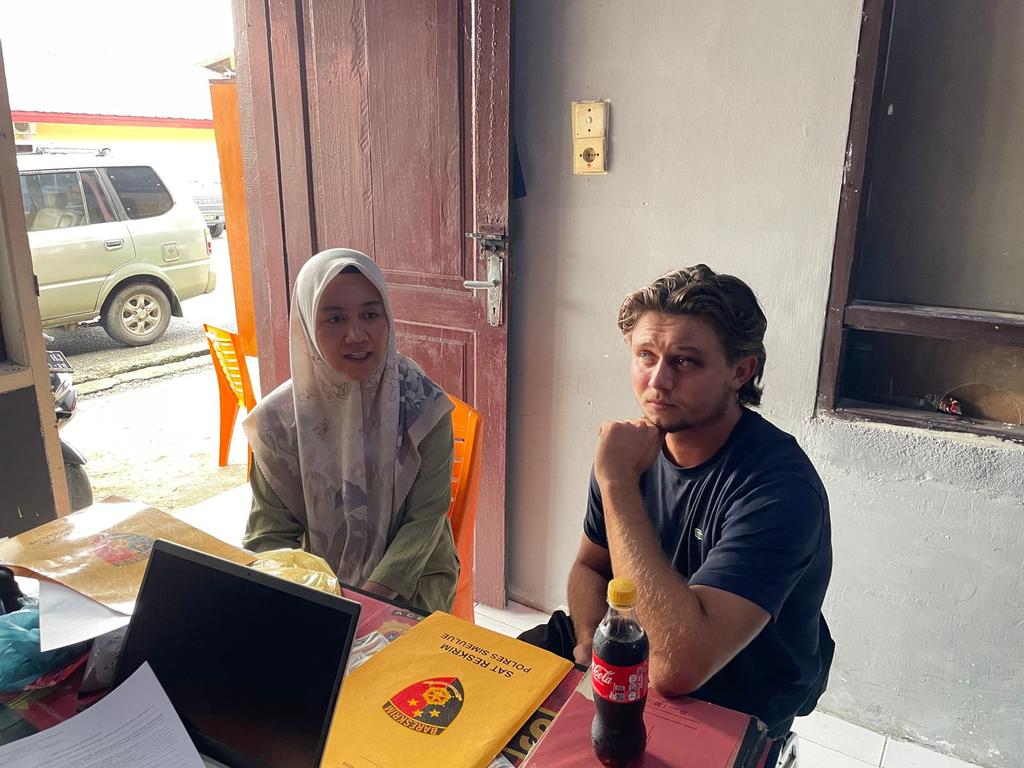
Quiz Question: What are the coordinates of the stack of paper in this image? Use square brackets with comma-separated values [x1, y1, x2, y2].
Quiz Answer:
[0, 662, 203, 768]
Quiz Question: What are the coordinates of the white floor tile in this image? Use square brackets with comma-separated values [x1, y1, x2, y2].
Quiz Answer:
[473, 611, 521, 638]
[793, 710, 887, 765]
[882, 739, 984, 768]
[474, 600, 551, 632]
[798, 739, 879, 768]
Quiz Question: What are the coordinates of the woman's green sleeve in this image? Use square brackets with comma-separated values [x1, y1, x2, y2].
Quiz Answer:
[243, 460, 307, 552]
[365, 414, 458, 609]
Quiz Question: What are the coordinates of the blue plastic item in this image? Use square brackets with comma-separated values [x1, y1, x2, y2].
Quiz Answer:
[0, 598, 86, 693]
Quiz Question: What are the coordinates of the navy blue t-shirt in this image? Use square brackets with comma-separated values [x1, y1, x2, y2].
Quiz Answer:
[584, 409, 833, 736]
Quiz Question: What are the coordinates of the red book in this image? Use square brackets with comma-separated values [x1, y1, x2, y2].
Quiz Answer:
[522, 679, 770, 768]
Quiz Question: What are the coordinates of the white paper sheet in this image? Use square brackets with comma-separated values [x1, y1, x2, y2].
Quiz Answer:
[38, 580, 130, 652]
[0, 662, 204, 768]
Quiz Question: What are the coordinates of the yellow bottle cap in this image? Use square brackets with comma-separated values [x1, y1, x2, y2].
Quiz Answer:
[607, 577, 637, 607]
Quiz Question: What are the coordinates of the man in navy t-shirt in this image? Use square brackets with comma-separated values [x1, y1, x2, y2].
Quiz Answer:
[520, 265, 833, 740]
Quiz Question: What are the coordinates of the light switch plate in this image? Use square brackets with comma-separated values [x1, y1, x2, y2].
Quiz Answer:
[572, 100, 608, 139]
[573, 137, 606, 174]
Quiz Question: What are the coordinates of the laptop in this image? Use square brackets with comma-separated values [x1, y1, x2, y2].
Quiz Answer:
[113, 539, 360, 768]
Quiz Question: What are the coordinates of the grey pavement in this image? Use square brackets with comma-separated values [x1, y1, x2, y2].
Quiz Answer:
[48, 320, 209, 391]
[62, 362, 252, 514]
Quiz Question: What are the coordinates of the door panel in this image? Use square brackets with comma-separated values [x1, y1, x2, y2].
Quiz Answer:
[32, 220, 135, 323]
[236, 0, 511, 606]
[21, 170, 135, 323]
[304, 0, 374, 258]
[364, 0, 463, 279]
[104, 167, 210, 276]
[395, 322, 471, 402]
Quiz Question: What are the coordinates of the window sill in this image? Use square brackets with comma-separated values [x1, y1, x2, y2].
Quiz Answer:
[0, 362, 33, 395]
[843, 301, 1024, 345]
[833, 399, 1024, 444]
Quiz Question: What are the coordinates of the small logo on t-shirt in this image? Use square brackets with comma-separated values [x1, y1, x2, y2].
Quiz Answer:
[694, 528, 704, 541]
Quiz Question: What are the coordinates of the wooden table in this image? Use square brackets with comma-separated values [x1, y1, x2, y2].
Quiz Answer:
[0, 497, 770, 766]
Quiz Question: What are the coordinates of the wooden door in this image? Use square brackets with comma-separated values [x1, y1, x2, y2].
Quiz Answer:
[234, 0, 511, 606]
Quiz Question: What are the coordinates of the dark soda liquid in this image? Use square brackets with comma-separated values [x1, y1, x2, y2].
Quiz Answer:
[592, 617, 649, 767]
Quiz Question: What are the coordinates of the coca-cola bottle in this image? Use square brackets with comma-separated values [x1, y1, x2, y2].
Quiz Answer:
[591, 577, 648, 767]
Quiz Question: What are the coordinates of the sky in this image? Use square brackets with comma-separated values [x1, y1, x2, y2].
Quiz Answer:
[1, 0, 234, 69]
[0, 0, 236, 117]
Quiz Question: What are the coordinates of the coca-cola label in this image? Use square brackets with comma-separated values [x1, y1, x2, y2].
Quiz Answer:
[591, 654, 648, 703]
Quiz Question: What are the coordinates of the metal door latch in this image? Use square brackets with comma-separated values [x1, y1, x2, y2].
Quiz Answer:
[465, 231, 507, 254]
[463, 233, 505, 326]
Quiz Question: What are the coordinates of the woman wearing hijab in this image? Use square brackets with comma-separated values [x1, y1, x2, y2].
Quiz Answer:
[242, 248, 458, 613]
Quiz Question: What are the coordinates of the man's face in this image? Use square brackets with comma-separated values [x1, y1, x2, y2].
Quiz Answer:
[314, 272, 389, 380]
[629, 312, 747, 432]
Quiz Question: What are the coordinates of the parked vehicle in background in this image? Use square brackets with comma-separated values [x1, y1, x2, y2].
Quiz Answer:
[17, 150, 217, 346]
[190, 179, 225, 239]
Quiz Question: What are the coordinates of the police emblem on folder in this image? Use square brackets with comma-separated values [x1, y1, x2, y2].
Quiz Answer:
[383, 677, 465, 735]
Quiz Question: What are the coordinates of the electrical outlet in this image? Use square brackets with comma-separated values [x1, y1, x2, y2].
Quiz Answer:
[573, 137, 606, 174]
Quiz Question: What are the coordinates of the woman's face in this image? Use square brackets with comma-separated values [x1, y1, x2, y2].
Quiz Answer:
[314, 271, 389, 380]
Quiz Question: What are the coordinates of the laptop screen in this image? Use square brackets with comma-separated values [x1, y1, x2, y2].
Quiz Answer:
[114, 540, 360, 768]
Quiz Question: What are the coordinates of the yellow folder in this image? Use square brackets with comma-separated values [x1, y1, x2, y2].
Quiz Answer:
[322, 612, 572, 768]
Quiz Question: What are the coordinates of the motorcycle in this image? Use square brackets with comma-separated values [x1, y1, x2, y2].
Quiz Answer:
[44, 334, 93, 511]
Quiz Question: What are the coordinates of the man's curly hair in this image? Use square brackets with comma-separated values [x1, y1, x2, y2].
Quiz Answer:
[617, 264, 768, 406]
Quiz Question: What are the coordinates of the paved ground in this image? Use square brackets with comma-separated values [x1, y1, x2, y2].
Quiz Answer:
[53, 237, 254, 513]
[61, 365, 251, 512]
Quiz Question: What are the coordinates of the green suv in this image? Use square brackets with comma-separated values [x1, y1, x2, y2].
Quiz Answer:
[17, 152, 217, 346]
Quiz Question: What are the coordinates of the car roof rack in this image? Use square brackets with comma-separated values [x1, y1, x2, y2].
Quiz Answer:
[29, 146, 111, 157]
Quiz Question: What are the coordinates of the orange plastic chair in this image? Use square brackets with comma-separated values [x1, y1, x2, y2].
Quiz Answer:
[203, 324, 258, 476]
[447, 394, 483, 623]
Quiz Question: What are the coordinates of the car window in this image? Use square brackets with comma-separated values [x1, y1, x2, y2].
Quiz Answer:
[21, 172, 88, 232]
[19, 175, 35, 221]
[104, 166, 174, 219]
[80, 170, 117, 224]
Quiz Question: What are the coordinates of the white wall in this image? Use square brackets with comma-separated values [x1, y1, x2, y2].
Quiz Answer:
[508, 3, 1024, 767]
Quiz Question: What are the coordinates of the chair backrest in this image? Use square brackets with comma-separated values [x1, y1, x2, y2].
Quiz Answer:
[203, 324, 257, 411]
[447, 394, 482, 621]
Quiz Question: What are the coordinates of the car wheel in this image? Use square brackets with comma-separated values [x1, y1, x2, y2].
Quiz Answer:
[209, 223, 225, 238]
[64, 461, 93, 511]
[102, 283, 172, 346]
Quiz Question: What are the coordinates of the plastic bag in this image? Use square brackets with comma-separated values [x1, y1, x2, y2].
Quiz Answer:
[0, 598, 87, 693]
[345, 631, 392, 675]
[248, 549, 341, 596]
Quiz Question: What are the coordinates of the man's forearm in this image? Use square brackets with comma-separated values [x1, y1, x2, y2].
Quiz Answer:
[361, 580, 399, 600]
[567, 560, 609, 651]
[601, 480, 709, 692]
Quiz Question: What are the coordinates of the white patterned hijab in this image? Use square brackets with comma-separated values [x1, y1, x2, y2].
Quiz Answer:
[243, 249, 453, 585]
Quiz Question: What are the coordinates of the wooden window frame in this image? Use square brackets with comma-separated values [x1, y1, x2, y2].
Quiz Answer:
[0, 49, 71, 518]
[817, 0, 1024, 443]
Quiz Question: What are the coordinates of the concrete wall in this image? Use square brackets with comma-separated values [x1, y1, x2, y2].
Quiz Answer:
[508, 3, 1024, 767]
